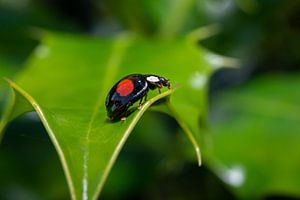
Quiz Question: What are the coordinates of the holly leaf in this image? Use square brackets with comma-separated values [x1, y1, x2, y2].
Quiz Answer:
[0, 28, 235, 199]
[210, 73, 300, 198]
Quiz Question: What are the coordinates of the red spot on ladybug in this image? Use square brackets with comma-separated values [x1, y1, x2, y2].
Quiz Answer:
[116, 79, 134, 97]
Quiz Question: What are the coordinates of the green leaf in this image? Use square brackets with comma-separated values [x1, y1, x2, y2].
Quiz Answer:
[209, 73, 300, 198]
[1, 78, 175, 200]
[0, 29, 230, 199]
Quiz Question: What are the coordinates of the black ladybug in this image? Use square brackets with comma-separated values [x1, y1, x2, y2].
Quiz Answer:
[105, 74, 170, 121]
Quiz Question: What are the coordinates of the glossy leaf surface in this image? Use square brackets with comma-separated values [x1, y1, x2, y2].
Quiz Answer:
[210, 73, 300, 198]
[0, 30, 229, 199]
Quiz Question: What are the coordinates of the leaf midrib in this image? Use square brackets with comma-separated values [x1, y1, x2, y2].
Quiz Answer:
[82, 35, 131, 200]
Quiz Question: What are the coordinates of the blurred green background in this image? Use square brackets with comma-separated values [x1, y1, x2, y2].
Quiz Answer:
[0, 0, 300, 199]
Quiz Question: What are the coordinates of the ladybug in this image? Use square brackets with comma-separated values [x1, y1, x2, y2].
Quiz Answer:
[105, 74, 170, 121]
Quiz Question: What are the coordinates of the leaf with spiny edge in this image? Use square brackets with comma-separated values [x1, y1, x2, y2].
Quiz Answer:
[0, 27, 237, 199]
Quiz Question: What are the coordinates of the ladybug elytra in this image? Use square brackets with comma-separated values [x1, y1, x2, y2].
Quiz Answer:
[105, 74, 170, 121]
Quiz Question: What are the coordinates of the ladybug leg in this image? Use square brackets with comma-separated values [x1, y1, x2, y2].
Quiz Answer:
[138, 92, 148, 110]
[157, 84, 163, 93]
[138, 97, 143, 110]
[125, 102, 133, 113]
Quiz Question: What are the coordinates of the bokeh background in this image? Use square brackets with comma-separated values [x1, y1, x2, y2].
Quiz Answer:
[0, 0, 300, 199]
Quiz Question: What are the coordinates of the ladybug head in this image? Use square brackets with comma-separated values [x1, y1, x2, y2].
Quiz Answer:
[145, 75, 170, 89]
[159, 77, 170, 88]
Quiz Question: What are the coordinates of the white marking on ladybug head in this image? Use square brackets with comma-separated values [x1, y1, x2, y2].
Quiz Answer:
[146, 76, 160, 83]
